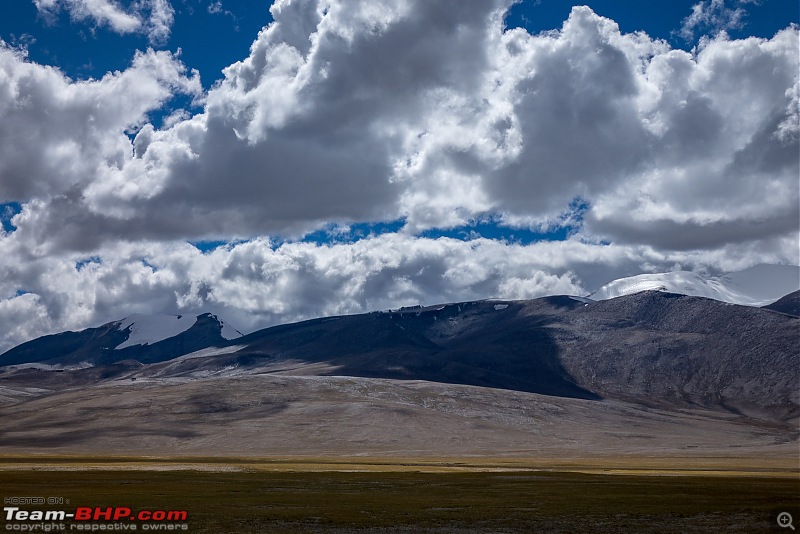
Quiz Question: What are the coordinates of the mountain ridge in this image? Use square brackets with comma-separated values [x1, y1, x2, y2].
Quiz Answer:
[0, 312, 241, 367]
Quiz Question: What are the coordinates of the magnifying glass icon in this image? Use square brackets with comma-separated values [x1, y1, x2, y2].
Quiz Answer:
[778, 512, 795, 530]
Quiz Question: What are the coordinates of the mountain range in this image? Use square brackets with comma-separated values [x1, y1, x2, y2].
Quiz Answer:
[0, 267, 797, 457]
[4, 264, 797, 369]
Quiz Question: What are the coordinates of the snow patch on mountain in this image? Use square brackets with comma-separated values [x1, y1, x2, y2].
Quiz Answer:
[4, 361, 94, 371]
[115, 314, 197, 349]
[113, 313, 243, 349]
[589, 264, 800, 306]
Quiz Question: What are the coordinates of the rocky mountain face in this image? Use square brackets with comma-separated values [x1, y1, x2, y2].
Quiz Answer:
[551, 292, 798, 419]
[763, 290, 800, 317]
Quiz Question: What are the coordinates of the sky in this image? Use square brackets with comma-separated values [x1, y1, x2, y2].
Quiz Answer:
[0, 0, 797, 351]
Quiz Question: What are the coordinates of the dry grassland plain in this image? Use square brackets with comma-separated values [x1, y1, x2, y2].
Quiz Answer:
[1, 455, 798, 533]
[1, 351, 797, 532]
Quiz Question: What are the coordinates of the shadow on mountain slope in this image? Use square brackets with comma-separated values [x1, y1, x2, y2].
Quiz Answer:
[763, 290, 800, 316]
[232, 299, 600, 400]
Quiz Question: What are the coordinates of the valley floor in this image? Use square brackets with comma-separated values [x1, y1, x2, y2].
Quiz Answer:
[1, 374, 797, 459]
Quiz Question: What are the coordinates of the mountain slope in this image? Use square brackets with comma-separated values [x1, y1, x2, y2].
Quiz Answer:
[120, 293, 797, 419]
[552, 291, 798, 419]
[224, 298, 599, 400]
[1, 373, 794, 458]
[589, 264, 799, 306]
[763, 290, 800, 317]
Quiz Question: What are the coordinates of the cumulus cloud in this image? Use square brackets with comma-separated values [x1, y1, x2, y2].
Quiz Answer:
[584, 28, 799, 246]
[7, 2, 795, 252]
[0, 1, 797, 349]
[0, 43, 200, 203]
[33, 0, 175, 43]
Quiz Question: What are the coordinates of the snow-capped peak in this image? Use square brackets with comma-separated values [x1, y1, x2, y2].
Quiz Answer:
[114, 312, 244, 349]
[115, 314, 197, 349]
[589, 264, 800, 306]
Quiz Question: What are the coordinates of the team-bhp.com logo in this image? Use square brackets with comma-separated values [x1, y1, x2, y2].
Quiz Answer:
[4, 506, 188, 531]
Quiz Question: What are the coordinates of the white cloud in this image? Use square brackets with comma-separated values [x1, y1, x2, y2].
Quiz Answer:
[584, 28, 799, 247]
[32, 0, 175, 43]
[679, 0, 749, 41]
[14, 2, 791, 250]
[0, 292, 60, 355]
[0, 43, 200, 204]
[35, 0, 141, 34]
[207, 0, 235, 24]
[143, 0, 174, 44]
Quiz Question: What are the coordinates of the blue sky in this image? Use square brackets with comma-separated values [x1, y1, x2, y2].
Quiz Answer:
[2, 1, 796, 89]
[0, 0, 270, 86]
[0, 0, 797, 348]
[508, 0, 797, 43]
